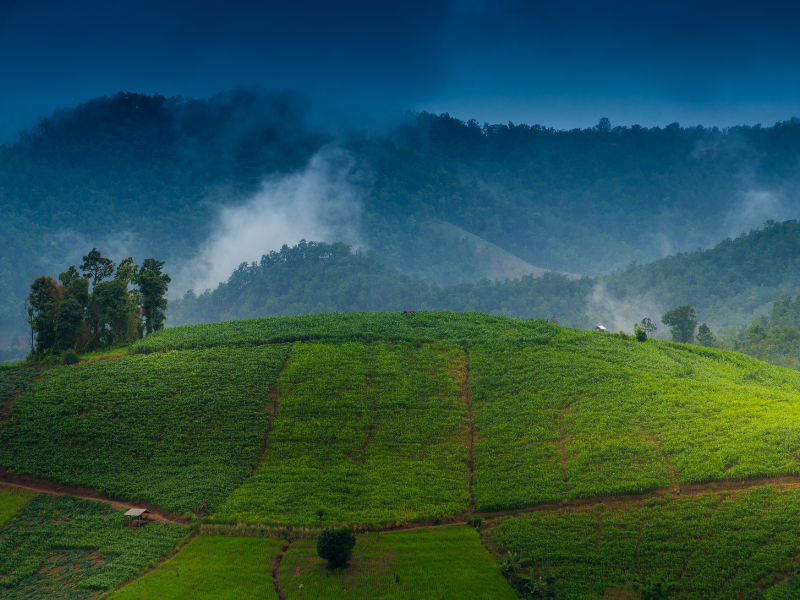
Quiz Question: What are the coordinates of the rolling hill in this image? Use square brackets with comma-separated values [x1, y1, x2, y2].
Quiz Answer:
[4, 312, 800, 597]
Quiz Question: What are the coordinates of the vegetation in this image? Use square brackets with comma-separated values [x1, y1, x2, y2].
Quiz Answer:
[491, 486, 800, 599]
[0, 365, 39, 410]
[168, 241, 595, 328]
[25, 249, 170, 358]
[5, 91, 800, 341]
[469, 326, 800, 510]
[317, 527, 357, 568]
[0, 484, 36, 526]
[278, 525, 517, 599]
[661, 305, 697, 343]
[131, 310, 559, 353]
[0, 493, 184, 598]
[110, 535, 283, 600]
[215, 341, 471, 524]
[0, 345, 288, 514]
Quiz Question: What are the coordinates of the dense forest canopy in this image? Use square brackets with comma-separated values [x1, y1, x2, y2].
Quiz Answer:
[3, 90, 800, 354]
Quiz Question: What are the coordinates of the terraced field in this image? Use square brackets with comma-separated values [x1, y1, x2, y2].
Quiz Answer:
[3, 312, 800, 598]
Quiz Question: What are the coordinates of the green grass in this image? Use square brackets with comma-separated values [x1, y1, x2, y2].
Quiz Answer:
[132, 311, 558, 353]
[278, 525, 517, 599]
[0, 484, 36, 526]
[471, 329, 800, 510]
[109, 535, 283, 599]
[0, 494, 185, 598]
[216, 341, 471, 525]
[490, 486, 800, 599]
[0, 345, 289, 514]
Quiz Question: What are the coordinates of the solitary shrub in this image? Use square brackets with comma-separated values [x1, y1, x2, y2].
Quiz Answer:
[635, 325, 647, 342]
[317, 527, 356, 568]
[61, 349, 80, 365]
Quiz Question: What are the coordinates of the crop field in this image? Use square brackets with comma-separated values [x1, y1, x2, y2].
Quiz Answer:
[216, 341, 471, 524]
[0, 345, 289, 513]
[0, 365, 39, 409]
[0, 484, 36, 526]
[130, 311, 558, 353]
[110, 535, 283, 599]
[0, 494, 185, 599]
[470, 328, 800, 510]
[277, 525, 517, 599]
[489, 485, 800, 599]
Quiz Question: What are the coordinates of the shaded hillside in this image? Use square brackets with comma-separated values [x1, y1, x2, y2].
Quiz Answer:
[4, 91, 800, 335]
[167, 241, 595, 328]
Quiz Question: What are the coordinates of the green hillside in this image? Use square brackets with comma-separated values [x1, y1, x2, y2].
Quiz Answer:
[4, 311, 800, 597]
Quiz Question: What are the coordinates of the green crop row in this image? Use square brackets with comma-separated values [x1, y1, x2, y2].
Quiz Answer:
[0, 493, 185, 598]
[0, 366, 39, 408]
[490, 486, 800, 599]
[0, 345, 289, 514]
[470, 328, 800, 510]
[216, 341, 472, 524]
[131, 311, 558, 353]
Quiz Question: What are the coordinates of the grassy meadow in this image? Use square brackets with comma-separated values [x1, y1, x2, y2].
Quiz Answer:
[277, 525, 517, 600]
[110, 535, 283, 600]
[0, 484, 36, 526]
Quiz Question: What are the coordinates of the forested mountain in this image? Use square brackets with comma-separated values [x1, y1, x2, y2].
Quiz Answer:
[170, 219, 800, 338]
[168, 240, 594, 327]
[4, 90, 800, 345]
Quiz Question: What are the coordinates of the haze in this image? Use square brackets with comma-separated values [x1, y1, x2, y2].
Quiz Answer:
[2, 0, 800, 143]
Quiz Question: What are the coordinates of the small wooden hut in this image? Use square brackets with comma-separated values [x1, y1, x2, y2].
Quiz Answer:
[124, 508, 151, 527]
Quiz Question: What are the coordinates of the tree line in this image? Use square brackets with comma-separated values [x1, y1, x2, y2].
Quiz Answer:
[26, 248, 170, 358]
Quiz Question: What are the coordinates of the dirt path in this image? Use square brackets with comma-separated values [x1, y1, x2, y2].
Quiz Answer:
[272, 541, 290, 600]
[0, 468, 187, 524]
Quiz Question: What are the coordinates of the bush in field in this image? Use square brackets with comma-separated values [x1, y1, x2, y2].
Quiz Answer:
[317, 527, 356, 568]
[61, 349, 79, 365]
[635, 324, 647, 342]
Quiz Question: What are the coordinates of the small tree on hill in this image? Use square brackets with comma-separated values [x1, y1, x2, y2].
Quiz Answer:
[317, 527, 356, 568]
[640, 317, 657, 337]
[661, 305, 697, 344]
[696, 323, 716, 347]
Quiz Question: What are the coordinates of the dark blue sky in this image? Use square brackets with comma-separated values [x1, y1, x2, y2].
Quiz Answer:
[2, 0, 800, 142]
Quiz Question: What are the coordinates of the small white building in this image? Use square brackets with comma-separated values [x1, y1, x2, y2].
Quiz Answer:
[594, 325, 608, 332]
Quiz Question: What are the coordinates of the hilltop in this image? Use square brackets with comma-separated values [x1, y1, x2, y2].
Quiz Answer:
[4, 312, 800, 597]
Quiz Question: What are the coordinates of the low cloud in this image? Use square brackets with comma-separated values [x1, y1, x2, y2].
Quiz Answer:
[179, 145, 363, 294]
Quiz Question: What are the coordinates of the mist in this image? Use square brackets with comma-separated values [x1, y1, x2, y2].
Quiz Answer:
[178, 145, 363, 295]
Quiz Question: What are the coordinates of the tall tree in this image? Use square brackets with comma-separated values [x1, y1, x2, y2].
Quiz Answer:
[661, 305, 698, 344]
[137, 258, 171, 334]
[26, 276, 62, 354]
[80, 248, 116, 286]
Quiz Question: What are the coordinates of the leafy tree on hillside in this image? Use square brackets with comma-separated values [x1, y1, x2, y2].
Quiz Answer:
[662, 305, 697, 343]
[696, 323, 716, 347]
[137, 258, 171, 334]
[25, 249, 170, 357]
[317, 527, 356, 568]
[640, 317, 657, 337]
[81, 248, 116, 285]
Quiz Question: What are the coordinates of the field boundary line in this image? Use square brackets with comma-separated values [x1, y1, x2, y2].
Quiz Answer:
[0, 468, 187, 524]
[463, 346, 475, 509]
[273, 540, 291, 600]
